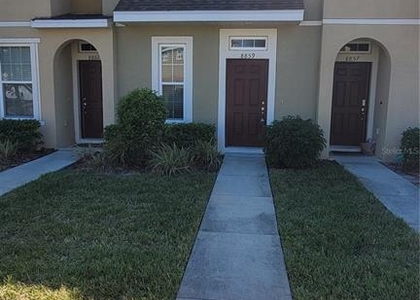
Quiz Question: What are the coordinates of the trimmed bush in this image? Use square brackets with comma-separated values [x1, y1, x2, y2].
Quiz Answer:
[0, 119, 43, 152]
[400, 127, 419, 172]
[163, 123, 216, 148]
[104, 88, 167, 166]
[264, 116, 326, 169]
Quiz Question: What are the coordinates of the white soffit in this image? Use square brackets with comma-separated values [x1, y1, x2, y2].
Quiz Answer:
[31, 19, 111, 28]
[114, 10, 304, 22]
[323, 18, 420, 25]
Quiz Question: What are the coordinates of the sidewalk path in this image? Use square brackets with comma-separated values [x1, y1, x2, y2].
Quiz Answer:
[176, 153, 292, 300]
[0, 149, 78, 197]
[334, 154, 419, 232]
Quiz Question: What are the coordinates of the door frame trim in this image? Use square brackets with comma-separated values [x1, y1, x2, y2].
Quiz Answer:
[218, 29, 277, 153]
[71, 42, 103, 143]
[332, 41, 379, 146]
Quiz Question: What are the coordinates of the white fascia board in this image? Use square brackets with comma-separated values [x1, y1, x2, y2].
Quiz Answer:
[0, 38, 41, 43]
[114, 10, 304, 22]
[0, 21, 31, 27]
[299, 20, 322, 26]
[323, 18, 420, 25]
[31, 18, 111, 28]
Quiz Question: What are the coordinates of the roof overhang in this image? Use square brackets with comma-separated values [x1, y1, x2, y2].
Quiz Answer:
[31, 18, 111, 28]
[113, 10, 304, 22]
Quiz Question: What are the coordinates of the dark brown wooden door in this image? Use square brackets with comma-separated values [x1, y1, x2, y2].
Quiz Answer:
[79, 60, 103, 139]
[330, 62, 371, 146]
[226, 59, 268, 147]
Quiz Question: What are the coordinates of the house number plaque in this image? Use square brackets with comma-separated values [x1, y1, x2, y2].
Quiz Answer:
[345, 56, 361, 62]
[241, 53, 256, 59]
[88, 54, 100, 60]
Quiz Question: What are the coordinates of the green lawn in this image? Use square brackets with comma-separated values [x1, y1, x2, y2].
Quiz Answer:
[270, 162, 419, 300]
[0, 170, 216, 300]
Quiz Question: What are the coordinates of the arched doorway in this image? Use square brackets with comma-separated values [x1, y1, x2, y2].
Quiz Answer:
[329, 38, 391, 153]
[53, 39, 103, 147]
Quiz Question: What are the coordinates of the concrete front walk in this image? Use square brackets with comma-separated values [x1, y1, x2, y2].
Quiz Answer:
[176, 153, 292, 300]
[334, 154, 419, 232]
[0, 149, 78, 197]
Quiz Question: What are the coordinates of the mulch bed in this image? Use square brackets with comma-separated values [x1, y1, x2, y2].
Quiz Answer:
[0, 148, 56, 172]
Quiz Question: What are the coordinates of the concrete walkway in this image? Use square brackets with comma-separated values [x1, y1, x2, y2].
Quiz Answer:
[176, 153, 291, 300]
[0, 149, 78, 197]
[333, 154, 419, 232]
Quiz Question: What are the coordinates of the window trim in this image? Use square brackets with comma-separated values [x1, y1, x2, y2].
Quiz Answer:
[0, 40, 40, 120]
[229, 36, 268, 51]
[152, 36, 193, 123]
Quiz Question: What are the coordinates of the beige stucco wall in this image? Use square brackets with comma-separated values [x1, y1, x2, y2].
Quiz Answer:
[102, 0, 120, 16]
[0, 0, 51, 20]
[303, 0, 323, 20]
[50, 0, 70, 17]
[324, 0, 419, 19]
[317, 24, 420, 160]
[71, 0, 102, 14]
[275, 25, 321, 121]
[115, 24, 220, 125]
[53, 44, 75, 147]
[36, 28, 116, 147]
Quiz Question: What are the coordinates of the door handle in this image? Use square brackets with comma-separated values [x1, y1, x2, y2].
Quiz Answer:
[260, 117, 266, 125]
[361, 99, 366, 107]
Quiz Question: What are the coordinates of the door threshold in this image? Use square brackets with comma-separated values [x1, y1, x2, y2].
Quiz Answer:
[76, 138, 104, 145]
[330, 145, 362, 153]
[223, 147, 264, 154]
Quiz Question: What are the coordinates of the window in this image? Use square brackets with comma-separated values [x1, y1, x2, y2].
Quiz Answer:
[229, 37, 267, 50]
[152, 37, 193, 122]
[0, 42, 39, 119]
[79, 42, 97, 52]
[339, 42, 371, 53]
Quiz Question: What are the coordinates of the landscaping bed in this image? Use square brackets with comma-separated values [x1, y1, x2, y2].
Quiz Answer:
[270, 162, 419, 300]
[0, 170, 216, 300]
[0, 148, 55, 172]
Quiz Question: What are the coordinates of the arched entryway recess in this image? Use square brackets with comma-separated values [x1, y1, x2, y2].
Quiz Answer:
[53, 39, 104, 146]
[317, 37, 391, 159]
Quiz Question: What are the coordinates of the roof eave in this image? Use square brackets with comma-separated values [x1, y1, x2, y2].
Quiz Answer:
[113, 10, 304, 22]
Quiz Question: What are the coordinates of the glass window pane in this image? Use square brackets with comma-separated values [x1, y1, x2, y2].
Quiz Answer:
[172, 65, 184, 83]
[21, 64, 32, 81]
[21, 47, 31, 63]
[243, 39, 254, 47]
[357, 43, 369, 52]
[1, 65, 11, 81]
[231, 39, 242, 48]
[161, 47, 173, 64]
[174, 47, 184, 63]
[3, 83, 33, 117]
[162, 65, 172, 82]
[162, 84, 183, 120]
[11, 47, 21, 63]
[254, 39, 266, 48]
[0, 47, 11, 62]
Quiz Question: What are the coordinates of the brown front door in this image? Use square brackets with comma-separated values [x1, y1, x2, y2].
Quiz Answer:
[226, 59, 268, 147]
[330, 62, 371, 146]
[79, 60, 103, 139]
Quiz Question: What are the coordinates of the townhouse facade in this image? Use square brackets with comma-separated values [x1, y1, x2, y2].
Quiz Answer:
[0, 0, 418, 160]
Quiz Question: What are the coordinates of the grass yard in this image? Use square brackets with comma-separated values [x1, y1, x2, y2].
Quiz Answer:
[0, 170, 216, 300]
[270, 162, 419, 300]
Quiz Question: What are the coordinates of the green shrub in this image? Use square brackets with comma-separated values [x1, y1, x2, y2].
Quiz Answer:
[104, 88, 167, 166]
[0, 119, 43, 152]
[400, 127, 419, 172]
[192, 139, 222, 172]
[264, 116, 326, 169]
[163, 123, 216, 148]
[148, 143, 193, 176]
[0, 139, 18, 163]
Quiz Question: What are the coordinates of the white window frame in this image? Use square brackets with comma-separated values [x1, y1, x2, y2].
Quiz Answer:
[0, 38, 41, 120]
[229, 36, 268, 51]
[152, 36, 193, 123]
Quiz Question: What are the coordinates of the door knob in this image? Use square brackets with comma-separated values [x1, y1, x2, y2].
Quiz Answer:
[260, 117, 266, 125]
[361, 99, 366, 106]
